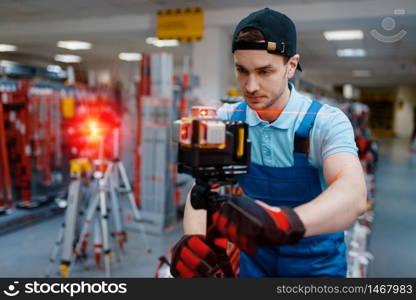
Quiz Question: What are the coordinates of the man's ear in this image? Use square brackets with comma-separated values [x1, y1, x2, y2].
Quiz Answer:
[287, 54, 300, 78]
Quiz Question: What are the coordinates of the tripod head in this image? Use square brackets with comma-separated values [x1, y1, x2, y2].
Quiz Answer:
[173, 106, 251, 210]
[189, 179, 232, 211]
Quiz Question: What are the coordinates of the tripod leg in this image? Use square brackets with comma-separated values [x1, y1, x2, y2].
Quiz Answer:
[45, 222, 65, 277]
[115, 166, 128, 243]
[112, 163, 128, 245]
[59, 175, 82, 277]
[98, 177, 112, 277]
[67, 193, 100, 276]
[109, 174, 125, 250]
[116, 162, 151, 253]
[93, 215, 103, 268]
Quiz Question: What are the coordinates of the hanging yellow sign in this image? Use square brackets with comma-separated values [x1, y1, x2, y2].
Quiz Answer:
[156, 7, 204, 42]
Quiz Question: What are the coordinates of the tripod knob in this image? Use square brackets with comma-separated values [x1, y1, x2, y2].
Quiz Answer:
[190, 183, 209, 210]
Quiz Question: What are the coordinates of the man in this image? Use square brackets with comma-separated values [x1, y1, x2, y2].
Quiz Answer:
[170, 8, 367, 277]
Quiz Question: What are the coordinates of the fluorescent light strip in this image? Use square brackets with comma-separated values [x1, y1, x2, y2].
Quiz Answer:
[119, 52, 142, 61]
[57, 40, 92, 50]
[337, 48, 366, 57]
[54, 54, 82, 63]
[146, 37, 179, 47]
[324, 30, 363, 41]
[0, 44, 17, 52]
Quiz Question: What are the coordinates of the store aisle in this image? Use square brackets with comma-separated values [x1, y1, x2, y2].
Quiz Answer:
[1, 137, 415, 278]
[368, 138, 416, 277]
[0, 213, 182, 277]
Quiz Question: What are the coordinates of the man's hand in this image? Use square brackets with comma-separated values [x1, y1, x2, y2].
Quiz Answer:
[170, 235, 229, 278]
[212, 196, 305, 256]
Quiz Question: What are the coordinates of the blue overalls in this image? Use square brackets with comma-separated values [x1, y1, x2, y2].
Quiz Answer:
[231, 100, 347, 277]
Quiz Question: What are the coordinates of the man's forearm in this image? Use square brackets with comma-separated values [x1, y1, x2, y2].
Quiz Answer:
[183, 189, 207, 235]
[294, 172, 367, 237]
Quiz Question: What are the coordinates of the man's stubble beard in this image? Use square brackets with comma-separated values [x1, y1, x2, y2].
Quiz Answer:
[261, 91, 281, 111]
[249, 67, 289, 112]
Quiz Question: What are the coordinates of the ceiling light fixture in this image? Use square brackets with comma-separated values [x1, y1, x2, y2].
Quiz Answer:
[146, 37, 179, 47]
[352, 70, 371, 77]
[57, 40, 92, 50]
[0, 44, 17, 52]
[336, 48, 367, 57]
[54, 54, 82, 63]
[324, 30, 363, 41]
[118, 52, 142, 61]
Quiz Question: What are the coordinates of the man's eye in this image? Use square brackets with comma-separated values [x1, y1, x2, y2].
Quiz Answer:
[259, 69, 271, 75]
[236, 67, 247, 74]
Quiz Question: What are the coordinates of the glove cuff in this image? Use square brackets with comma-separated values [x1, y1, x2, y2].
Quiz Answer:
[280, 207, 306, 243]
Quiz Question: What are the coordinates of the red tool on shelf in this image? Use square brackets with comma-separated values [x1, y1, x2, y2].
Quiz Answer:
[0, 98, 13, 212]
[1, 81, 33, 208]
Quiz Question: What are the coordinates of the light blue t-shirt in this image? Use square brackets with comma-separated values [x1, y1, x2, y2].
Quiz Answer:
[217, 84, 358, 190]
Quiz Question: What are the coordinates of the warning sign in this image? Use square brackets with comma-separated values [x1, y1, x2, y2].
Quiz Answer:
[156, 7, 204, 42]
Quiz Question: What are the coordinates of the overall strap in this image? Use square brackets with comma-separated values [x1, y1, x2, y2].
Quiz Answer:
[230, 101, 247, 121]
[293, 101, 323, 166]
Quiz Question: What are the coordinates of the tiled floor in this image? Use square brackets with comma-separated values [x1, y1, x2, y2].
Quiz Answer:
[0, 206, 183, 278]
[367, 137, 416, 277]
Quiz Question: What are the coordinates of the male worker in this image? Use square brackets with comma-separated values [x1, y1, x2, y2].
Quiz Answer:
[170, 8, 367, 277]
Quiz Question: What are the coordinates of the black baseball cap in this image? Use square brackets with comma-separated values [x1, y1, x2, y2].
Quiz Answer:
[232, 8, 302, 71]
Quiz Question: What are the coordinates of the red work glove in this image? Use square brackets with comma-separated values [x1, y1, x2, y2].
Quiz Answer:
[170, 235, 232, 278]
[212, 195, 305, 256]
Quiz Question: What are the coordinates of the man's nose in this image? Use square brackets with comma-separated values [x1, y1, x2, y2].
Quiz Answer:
[245, 74, 259, 94]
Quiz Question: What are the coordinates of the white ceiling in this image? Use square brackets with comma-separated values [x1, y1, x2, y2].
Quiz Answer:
[0, 0, 365, 22]
[0, 0, 415, 88]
